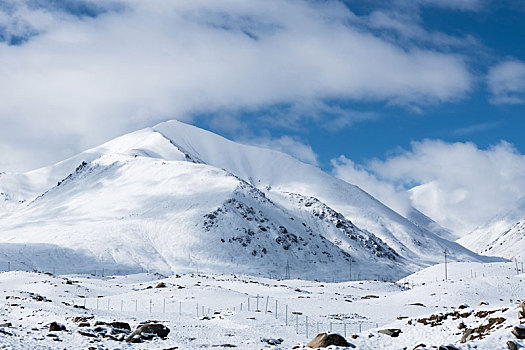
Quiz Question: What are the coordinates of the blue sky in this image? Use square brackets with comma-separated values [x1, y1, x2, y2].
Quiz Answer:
[1, 0, 525, 234]
[189, 0, 525, 170]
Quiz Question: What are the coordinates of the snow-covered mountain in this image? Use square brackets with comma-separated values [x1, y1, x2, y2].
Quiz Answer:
[0, 120, 496, 279]
[458, 197, 525, 259]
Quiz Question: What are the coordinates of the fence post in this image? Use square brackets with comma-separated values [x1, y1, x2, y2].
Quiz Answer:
[330, 322, 332, 333]
[265, 296, 269, 313]
[256, 294, 259, 311]
[107, 299, 110, 310]
[163, 298, 166, 313]
[240, 303, 243, 311]
[179, 301, 182, 316]
[149, 299, 152, 313]
[248, 298, 250, 311]
[275, 300, 278, 319]
[296, 314, 299, 334]
[135, 299, 138, 312]
[121, 300, 123, 312]
[306, 316, 309, 339]
[359, 323, 362, 332]
[285, 305, 288, 326]
[96, 298, 99, 310]
[196, 303, 199, 317]
[344, 323, 346, 338]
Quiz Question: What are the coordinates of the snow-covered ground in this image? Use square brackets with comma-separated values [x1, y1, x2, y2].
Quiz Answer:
[0, 261, 523, 349]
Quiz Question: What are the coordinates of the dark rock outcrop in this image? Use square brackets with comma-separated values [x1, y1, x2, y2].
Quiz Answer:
[305, 333, 349, 348]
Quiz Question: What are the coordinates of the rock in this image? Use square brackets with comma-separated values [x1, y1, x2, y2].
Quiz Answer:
[507, 340, 518, 350]
[519, 311, 525, 319]
[409, 303, 425, 307]
[458, 322, 466, 329]
[479, 301, 488, 306]
[305, 333, 350, 348]
[0, 322, 12, 328]
[48, 322, 66, 332]
[126, 322, 170, 342]
[73, 316, 94, 324]
[439, 345, 459, 350]
[262, 338, 283, 345]
[78, 322, 90, 327]
[460, 329, 474, 343]
[520, 300, 525, 313]
[110, 322, 131, 330]
[361, 295, 379, 299]
[155, 282, 167, 288]
[413, 344, 426, 349]
[77, 330, 98, 338]
[458, 304, 469, 309]
[378, 329, 402, 337]
[511, 326, 525, 339]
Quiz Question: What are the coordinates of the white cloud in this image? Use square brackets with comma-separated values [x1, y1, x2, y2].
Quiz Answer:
[487, 59, 525, 104]
[248, 135, 319, 166]
[357, 140, 525, 235]
[331, 156, 413, 216]
[0, 0, 472, 172]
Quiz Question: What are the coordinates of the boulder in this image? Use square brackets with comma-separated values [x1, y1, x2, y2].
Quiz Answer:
[378, 329, 402, 337]
[48, 322, 66, 332]
[73, 316, 94, 324]
[460, 329, 474, 343]
[155, 282, 167, 288]
[511, 326, 525, 339]
[507, 340, 518, 350]
[305, 333, 349, 348]
[110, 322, 131, 331]
[438, 345, 459, 350]
[126, 322, 170, 342]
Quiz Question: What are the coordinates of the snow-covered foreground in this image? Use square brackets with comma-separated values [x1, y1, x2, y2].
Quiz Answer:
[0, 261, 523, 349]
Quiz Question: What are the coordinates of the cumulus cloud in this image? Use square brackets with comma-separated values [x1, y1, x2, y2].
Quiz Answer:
[0, 0, 472, 172]
[339, 140, 525, 235]
[247, 135, 319, 166]
[488, 59, 525, 104]
[331, 156, 413, 216]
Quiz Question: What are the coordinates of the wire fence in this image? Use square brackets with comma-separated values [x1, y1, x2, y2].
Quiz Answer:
[69, 292, 380, 339]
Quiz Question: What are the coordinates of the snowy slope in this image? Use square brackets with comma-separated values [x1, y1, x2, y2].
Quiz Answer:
[0, 120, 495, 280]
[154, 120, 491, 265]
[458, 197, 525, 259]
[0, 139, 409, 280]
[0, 261, 523, 349]
[405, 207, 457, 241]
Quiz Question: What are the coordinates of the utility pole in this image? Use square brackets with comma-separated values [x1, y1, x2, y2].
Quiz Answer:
[285, 260, 290, 279]
[349, 256, 352, 281]
[444, 249, 448, 281]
